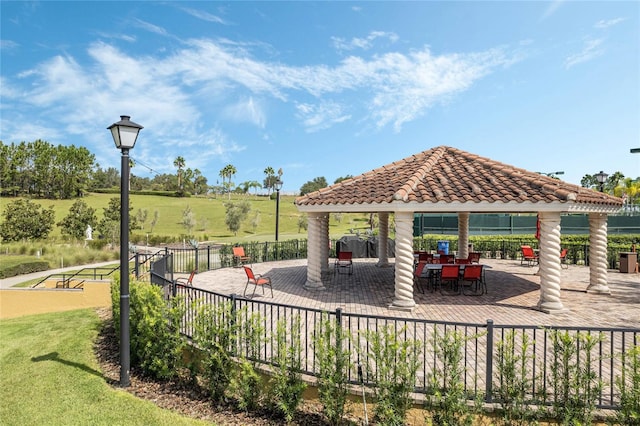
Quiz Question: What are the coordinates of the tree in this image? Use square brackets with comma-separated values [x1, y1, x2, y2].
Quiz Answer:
[263, 166, 276, 196]
[220, 164, 237, 200]
[334, 175, 353, 184]
[297, 215, 308, 233]
[181, 205, 196, 236]
[57, 199, 98, 241]
[97, 197, 137, 245]
[135, 208, 149, 230]
[150, 210, 160, 233]
[174, 156, 186, 192]
[0, 199, 55, 241]
[300, 177, 328, 195]
[581, 171, 625, 194]
[224, 201, 251, 235]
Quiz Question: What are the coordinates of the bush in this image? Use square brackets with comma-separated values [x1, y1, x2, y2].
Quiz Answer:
[615, 345, 640, 426]
[0, 260, 49, 278]
[231, 310, 265, 412]
[312, 313, 352, 425]
[359, 324, 421, 425]
[269, 315, 306, 422]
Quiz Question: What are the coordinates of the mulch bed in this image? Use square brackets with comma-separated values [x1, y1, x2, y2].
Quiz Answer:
[94, 308, 356, 425]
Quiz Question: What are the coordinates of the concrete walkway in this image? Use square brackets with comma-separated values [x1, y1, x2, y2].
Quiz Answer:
[184, 258, 640, 328]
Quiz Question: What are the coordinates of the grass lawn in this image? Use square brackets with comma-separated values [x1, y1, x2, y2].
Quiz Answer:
[0, 309, 208, 426]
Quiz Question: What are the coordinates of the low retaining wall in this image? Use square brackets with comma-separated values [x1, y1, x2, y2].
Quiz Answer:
[0, 281, 112, 319]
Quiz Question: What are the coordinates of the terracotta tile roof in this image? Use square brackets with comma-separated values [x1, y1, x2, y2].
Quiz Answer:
[295, 146, 623, 210]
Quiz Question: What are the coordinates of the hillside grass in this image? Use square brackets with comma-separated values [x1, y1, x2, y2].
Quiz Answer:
[0, 309, 207, 426]
[3, 193, 370, 244]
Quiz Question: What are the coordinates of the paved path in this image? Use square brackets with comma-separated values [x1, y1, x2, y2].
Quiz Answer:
[0, 261, 118, 289]
[184, 258, 640, 328]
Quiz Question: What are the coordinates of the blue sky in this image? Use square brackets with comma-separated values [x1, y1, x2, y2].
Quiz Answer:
[1, 1, 639, 193]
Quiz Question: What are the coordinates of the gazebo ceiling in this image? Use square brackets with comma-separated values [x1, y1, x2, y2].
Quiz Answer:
[295, 146, 623, 214]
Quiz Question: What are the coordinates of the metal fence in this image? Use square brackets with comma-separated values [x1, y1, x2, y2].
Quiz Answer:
[169, 283, 639, 410]
[154, 237, 633, 275]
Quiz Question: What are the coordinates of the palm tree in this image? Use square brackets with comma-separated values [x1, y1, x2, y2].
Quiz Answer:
[173, 156, 186, 191]
[263, 166, 275, 196]
[219, 164, 237, 200]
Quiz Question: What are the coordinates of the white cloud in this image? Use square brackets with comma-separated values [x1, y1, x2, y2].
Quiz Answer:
[0, 40, 19, 50]
[180, 6, 227, 24]
[594, 17, 626, 29]
[541, 0, 565, 19]
[223, 97, 267, 128]
[295, 101, 351, 133]
[564, 38, 604, 69]
[332, 31, 399, 52]
[133, 18, 168, 36]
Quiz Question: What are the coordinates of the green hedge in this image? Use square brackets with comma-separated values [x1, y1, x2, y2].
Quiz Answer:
[0, 260, 49, 278]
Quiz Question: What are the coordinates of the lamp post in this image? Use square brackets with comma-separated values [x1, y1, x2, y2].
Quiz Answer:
[274, 179, 283, 241]
[108, 115, 143, 387]
[594, 170, 608, 193]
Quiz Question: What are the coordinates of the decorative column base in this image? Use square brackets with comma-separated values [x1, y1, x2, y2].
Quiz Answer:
[537, 300, 569, 314]
[304, 279, 326, 291]
[376, 260, 392, 268]
[389, 299, 415, 312]
[586, 284, 611, 295]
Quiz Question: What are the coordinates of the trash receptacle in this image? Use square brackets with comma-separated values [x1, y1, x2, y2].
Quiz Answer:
[619, 252, 638, 273]
[437, 240, 449, 255]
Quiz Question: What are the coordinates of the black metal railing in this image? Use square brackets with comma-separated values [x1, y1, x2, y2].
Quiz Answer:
[32, 263, 122, 288]
[171, 283, 639, 410]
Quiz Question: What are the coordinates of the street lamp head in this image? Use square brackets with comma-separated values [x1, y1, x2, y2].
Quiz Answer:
[595, 171, 608, 184]
[274, 179, 283, 192]
[108, 115, 143, 150]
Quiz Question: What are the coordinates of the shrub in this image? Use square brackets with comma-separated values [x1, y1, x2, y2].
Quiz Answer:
[545, 329, 603, 425]
[193, 301, 237, 402]
[0, 260, 49, 278]
[425, 326, 481, 426]
[128, 280, 187, 380]
[269, 315, 306, 422]
[359, 324, 421, 425]
[231, 310, 265, 412]
[614, 345, 640, 425]
[312, 313, 352, 425]
[494, 330, 540, 425]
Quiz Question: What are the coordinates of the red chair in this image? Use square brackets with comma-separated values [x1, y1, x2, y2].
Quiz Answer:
[243, 266, 273, 298]
[233, 246, 251, 266]
[413, 261, 428, 294]
[560, 248, 569, 269]
[520, 245, 539, 267]
[176, 270, 195, 287]
[455, 258, 471, 265]
[460, 265, 485, 296]
[418, 252, 433, 263]
[335, 251, 353, 275]
[438, 254, 454, 264]
[439, 264, 461, 295]
[468, 252, 481, 264]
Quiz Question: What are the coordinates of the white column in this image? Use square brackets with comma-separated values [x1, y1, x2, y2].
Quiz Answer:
[377, 212, 391, 267]
[390, 211, 416, 311]
[319, 213, 330, 276]
[458, 212, 470, 260]
[537, 211, 566, 313]
[304, 212, 326, 290]
[587, 213, 611, 294]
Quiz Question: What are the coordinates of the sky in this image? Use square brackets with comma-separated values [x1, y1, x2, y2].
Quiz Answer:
[1, 1, 639, 194]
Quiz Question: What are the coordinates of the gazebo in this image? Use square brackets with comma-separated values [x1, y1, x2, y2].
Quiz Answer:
[295, 146, 623, 313]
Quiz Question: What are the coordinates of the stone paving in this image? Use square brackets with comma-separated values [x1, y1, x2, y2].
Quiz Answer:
[183, 258, 640, 329]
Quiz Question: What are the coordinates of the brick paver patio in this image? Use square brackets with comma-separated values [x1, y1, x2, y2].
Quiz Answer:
[186, 258, 639, 329]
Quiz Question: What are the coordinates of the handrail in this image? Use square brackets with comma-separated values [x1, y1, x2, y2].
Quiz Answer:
[31, 255, 135, 288]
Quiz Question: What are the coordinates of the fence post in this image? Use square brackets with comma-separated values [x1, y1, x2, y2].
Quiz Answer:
[207, 245, 211, 271]
[335, 308, 343, 351]
[134, 253, 140, 279]
[195, 247, 199, 272]
[485, 319, 494, 403]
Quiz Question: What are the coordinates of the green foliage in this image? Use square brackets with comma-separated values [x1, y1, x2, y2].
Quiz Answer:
[224, 200, 251, 236]
[614, 345, 640, 426]
[269, 315, 307, 422]
[181, 205, 196, 236]
[360, 324, 421, 426]
[0, 258, 49, 278]
[545, 329, 603, 425]
[192, 301, 237, 402]
[125, 279, 187, 379]
[495, 330, 540, 425]
[57, 199, 98, 241]
[231, 311, 265, 412]
[312, 313, 352, 425]
[299, 176, 328, 195]
[425, 326, 480, 426]
[97, 197, 137, 244]
[0, 199, 55, 241]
